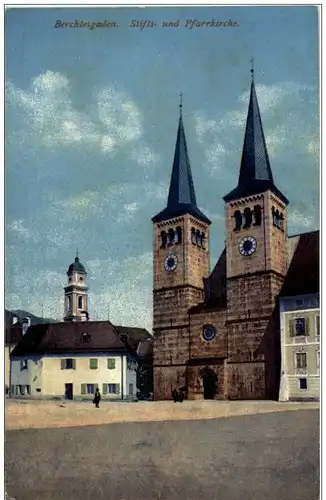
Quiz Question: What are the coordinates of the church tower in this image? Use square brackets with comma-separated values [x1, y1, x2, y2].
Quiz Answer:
[224, 66, 289, 399]
[64, 253, 89, 322]
[152, 100, 211, 400]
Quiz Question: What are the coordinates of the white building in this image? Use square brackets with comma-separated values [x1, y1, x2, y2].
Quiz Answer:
[10, 321, 140, 401]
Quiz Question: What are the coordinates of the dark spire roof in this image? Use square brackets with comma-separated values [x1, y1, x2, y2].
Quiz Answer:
[67, 253, 86, 275]
[224, 71, 288, 205]
[152, 104, 211, 224]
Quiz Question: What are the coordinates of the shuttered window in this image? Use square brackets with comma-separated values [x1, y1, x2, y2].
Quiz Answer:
[296, 353, 307, 369]
[61, 359, 76, 370]
[103, 383, 108, 394]
[89, 359, 98, 370]
[107, 359, 116, 370]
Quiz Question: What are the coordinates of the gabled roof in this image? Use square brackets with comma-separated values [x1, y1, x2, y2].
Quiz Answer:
[5, 324, 23, 346]
[224, 78, 288, 205]
[114, 326, 152, 351]
[189, 247, 227, 314]
[10, 321, 129, 357]
[152, 110, 211, 225]
[280, 230, 319, 297]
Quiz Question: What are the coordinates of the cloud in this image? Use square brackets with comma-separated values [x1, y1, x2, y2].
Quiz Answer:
[195, 81, 319, 175]
[6, 253, 153, 331]
[6, 71, 158, 161]
[7, 219, 30, 239]
[287, 209, 315, 231]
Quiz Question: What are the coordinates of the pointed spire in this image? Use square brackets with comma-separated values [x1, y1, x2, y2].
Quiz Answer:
[152, 99, 210, 224]
[224, 67, 288, 205]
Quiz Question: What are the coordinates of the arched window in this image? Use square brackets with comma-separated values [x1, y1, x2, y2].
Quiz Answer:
[275, 209, 280, 228]
[279, 213, 284, 231]
[78, 296, 83, 310]
[196, 229, 201, 246]
[167, 228, 175, 246]
[160, 230, 167, 248]
[175, 226, 182, 244]
[234, 210, 242, 231]
[243, 207, 252, 228]
[272, 207, 277, 227]
[67, 296, 71, 311]
[201, 232, 206, 250]
[253, 205, 262, 226]
[191, 227, 196, 244]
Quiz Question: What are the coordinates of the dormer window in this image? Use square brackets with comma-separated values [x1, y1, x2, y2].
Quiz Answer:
[81, 332, 91, 343]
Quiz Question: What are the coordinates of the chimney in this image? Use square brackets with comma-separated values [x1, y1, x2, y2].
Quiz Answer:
[21, 316, 31, 335]
[12, 315, 18, 326]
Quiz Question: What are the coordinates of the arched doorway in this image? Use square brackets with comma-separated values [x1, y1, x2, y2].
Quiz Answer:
[201, 368, 218, 400]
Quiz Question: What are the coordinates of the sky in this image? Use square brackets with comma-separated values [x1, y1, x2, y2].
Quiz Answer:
[5, 6, 319, 331]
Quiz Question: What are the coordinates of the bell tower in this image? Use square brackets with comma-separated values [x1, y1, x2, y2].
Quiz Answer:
[223, 65, 289, 400]
[64, 252, 89, 322]
[152, 98, 211, 400]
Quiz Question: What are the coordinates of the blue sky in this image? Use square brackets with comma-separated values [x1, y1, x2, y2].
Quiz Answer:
[5, 6, 319, 330]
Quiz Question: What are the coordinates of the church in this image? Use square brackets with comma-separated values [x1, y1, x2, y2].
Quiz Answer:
[151, 70, 319, 401]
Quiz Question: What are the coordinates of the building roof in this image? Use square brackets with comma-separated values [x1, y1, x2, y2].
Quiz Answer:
[10, 321, 129, 357]
[189, 247, 227, 314]
[223, 77, 288, 205]
[5, 324, 23, 346]
[114, 326, 153, 351]
[67, 256, 86, 275]
[152, 110, 211, 225]
[280, 230, 319, 297]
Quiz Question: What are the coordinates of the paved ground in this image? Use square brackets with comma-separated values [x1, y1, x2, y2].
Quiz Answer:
[5, 409, 319, 500]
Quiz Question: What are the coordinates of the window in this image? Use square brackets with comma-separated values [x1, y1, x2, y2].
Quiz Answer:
[243, 207, 252, 228]
[20, 360, 28, 371]
[279, 213, 284, 230]
[129, 383, 134, 396]
[61, 359, 76, 370]
[167, 228, 175, 246]
[316, 315, 320, 337]
[201, 232, 206, 250]
[160, 230, 167, 249]
[78, 296, 83, 310]
[79, 277, 83, 282]
[234, 210, 242, 231]
[196, 230, 201, 246]
[81, 383, 98, 395]
[108, 383, 120, 394]
[107, 358, 116, 370]
[175, 226, 182, 244]
[26, 385, 31, 395]
[292, 318, 307, 336]
[81, 332, 90, 343]
[67, 296, 72, 311]
[191, 227, 196, 244]
[317, 351, 320, 373]
[15, 385, 30, 395]
[253, 205, 262, 226]
[296, 353, 307, 369]
[89, 358, 98, 370]
[299, 378, 307, 390]
[36, 388, 41, 393]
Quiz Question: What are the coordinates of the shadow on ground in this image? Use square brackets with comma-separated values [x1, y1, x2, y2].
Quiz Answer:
[5, 409, 320, 500]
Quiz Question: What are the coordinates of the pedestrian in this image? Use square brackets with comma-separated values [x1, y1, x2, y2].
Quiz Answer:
[93, 388, 101, 408]
[172, 388, 178, 403]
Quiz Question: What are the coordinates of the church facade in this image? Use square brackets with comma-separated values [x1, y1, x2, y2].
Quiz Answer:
[152, 73, 319, 401]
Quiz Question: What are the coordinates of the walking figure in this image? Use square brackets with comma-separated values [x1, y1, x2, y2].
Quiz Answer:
[93, 388, 101, 408]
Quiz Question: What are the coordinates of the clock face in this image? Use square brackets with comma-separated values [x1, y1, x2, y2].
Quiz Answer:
[239, 236, 257, 256]
[203, 324, 217, 342]
[164, 253, 178, 272]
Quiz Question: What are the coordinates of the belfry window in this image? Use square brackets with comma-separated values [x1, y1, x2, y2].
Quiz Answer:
[67, 296, 72, 312]
[167, 228, 175, 246]
[175, 226, 182, 244]
[201, 232, 206, 250]
[196, 230, 201, 246]
[243, 207, 252, 228]
[279, 213, 284, 231]
[160, 230, 167, 248]
[191, 227, 196, 244]
[253, 205, 262, 226]
[78, 296, 83, 310]
[233, 210, 242, 231]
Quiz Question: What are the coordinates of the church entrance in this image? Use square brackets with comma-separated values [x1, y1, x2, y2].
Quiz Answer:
[202, 369, 218, 400]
